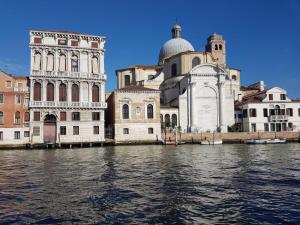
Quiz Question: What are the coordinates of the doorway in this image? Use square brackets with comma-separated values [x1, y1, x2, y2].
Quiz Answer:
[44, 114, 57, 143]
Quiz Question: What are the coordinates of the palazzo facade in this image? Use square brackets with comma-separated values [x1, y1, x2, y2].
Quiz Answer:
[29, 30, 106, 145]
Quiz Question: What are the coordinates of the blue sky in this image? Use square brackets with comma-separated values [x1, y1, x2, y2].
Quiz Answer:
[0, 0, 299, 98]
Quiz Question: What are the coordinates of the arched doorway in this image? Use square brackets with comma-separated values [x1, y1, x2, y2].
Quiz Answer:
[44, 114, 57, 143]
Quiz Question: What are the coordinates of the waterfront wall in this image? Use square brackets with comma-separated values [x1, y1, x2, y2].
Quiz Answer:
[163, 131, 300, 143]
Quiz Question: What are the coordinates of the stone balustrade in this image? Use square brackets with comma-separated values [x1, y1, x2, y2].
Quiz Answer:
[29, 101, 107, 109]
[31, 70, 107, 80]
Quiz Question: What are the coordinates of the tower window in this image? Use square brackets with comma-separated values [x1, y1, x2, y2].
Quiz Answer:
[124, 75, 131, 86]
[147, 104, 154, 119]
[171, 63, 177, 77]
[122, 104, 129, 119]
[215, 44, 218, 50]
[232, 75, 237, 80]
[219, 44, 222, 50]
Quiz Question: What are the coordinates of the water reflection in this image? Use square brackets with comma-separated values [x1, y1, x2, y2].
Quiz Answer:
[0, 144, 299, 224]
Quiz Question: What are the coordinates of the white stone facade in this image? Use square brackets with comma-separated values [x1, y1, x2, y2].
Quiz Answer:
[29, 30, 106, 144]
[0, 127, 30, 145]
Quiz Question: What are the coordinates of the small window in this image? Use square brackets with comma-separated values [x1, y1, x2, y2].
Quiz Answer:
[0, 93, 4, 103]
[92, 112, 100, 121]
[58, 39, 67, 45]
[264, 123, 269, 132]
[123, 128, 129, 134]
[249, 108, 257, 117]
[215, 44, 218, 50]
[71, 40, 78, 47]
[171, 63, 177, 77]
[60, 126, 66, 135]
[0, 131, 3, 140]
[91, 42, 98, 48]
[286, 108, 293, 117]
[251, 123, 256, 132]
[24, 131, 30, 137]
[93, 126, 99, 134]
[263, 108, 268, 117]
[6, 81, 12, 88]
[124, 75, 130, 86]
[0, 112, 3, 124]
[288, 123, 293, 130]
[33, 126, 40, 136]
[219, 44, 222, 50]
[298, 108, 300, 117]
[122, 104, 129, 119]
[15, 111, 21, 124]
[280, 94, 286, 100]
[73, 126, 79, 135]
[269, 94, 273, 100]
[34, 112, 40, 121]
[238, 114, 242, 119]
[72, 112, 80, 121]
[60, 112, 67, 121]
[15, 95, 21, 104]
[232, 75, 237, 81]
[24, 112, 30, 122]
[270, 123, 275, 132]
[147, 104, 154, 119]
[148, 128, 153, 134]
[34, 37, 42, 44]
[14, 131, 20, 140]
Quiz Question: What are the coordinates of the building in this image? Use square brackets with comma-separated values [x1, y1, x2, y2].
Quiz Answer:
[235, 85, 300, 132]
[29, 30, 107, 145]
[0, 71, 30, 146]
[106, 86, 161, 143]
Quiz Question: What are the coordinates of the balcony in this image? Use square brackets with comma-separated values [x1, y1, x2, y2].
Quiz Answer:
[31, 70, 107, 80]
[269, 115, 289, 122]
[29, 101, 107, 109]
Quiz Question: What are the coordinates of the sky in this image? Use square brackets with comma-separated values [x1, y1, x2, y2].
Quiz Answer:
[0, 0, 299, 98]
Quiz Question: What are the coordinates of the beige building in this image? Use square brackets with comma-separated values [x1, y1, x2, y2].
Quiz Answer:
[106, 86, 161, 143]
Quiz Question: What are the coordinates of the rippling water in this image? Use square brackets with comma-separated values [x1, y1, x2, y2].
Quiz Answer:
[0, 144, 299, 224]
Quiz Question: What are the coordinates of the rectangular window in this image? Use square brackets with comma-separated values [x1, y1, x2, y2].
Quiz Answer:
[242, 109, 248, 118]
[0, 131, 3, 141]
[249, 108, 257, 117]
[58, 39, 67, 45]
[34, 37, 42, 44]
[280, 94, 286, 100]
[14, 131, 20, 140]
[263, 108, 268, 117]
[270, 123, 275, 132]
[24, 131, 30, 137]
[93, 126, 99, 134]
[34, 112, 40, 121]
[268, 94, 273, 100]
[71, 40, 78, 46]
[60, 126, 66, 135]
[123, 128, 129, 134]
[33, 126, 40, 136]
[298, 108, 300, 117]
[282, 123, 287, 131]
[0, 93, 3, 103]
[269, 109, 275, 116]
[72, 112, 80, 121]
[73, 126, 79, 135]
[91, 42, 98, 48]
[15, 95, 21, 104]
[286, 108, 293, 117]
[6, 81, 12, 88]
[60, 112, 67, 121]
[251, 123, 256, 132]
[264, 123, 269, 132]
[92, 112, 100, 121]
[148, 128, 154, 134]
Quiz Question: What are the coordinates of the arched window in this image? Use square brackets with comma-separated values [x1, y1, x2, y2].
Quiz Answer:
[124, 75, 130, 86]
[92, 85, 100, 102]
[59, 54, 66, 72]
[232, 75, 237, 80]
[92, 56, 99, 74]
[147, 104, 154, 119]
[46, 83, 54, 101]
[72, 84, 79, 102]
[33, 82, 41, 101]
[122, 104, 129, 119]
[215, 44, 218, 50]
[24, 112, 30, 122]
[171, 63, 177, 77]
[165, 114, 170, 127]
[59, 83, 67, 102]
[46, 53, 54, 71]
[71, 55, 79, 72]
[15, 111, 21, 124]
[0, 112, 3, 124]
[192, 57, 200, 68]
[219, 44, 222, 50]
[171, 114, 177, 127]
[33, 52, 41, 71]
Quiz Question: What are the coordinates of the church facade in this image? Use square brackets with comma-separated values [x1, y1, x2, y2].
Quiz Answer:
[29, 30, 107, 145]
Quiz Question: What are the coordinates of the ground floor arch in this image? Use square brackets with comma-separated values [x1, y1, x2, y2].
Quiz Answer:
[43, 114, 57, 143]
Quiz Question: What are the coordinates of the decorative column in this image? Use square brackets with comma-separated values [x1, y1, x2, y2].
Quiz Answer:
[42, 79, 47, 102]
[67, 81, 72, 102]
[79, 81, 84, 102]
[88, 82, 92, 103]
[55, 80, 59, 102]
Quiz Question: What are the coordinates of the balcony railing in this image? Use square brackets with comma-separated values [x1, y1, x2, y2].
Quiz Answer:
[269, 115, 289, 122]
[31, 70, 107, 80]
[29, 101, 107, 109]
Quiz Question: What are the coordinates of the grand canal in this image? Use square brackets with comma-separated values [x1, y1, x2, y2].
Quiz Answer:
[0, 144, 299, 224]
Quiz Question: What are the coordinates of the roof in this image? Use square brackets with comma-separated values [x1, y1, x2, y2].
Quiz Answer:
[0, 71, 28, 79]
[31, 30, 105, 38]
[116, 65, 161, 73]
[116, 85, 160, 92]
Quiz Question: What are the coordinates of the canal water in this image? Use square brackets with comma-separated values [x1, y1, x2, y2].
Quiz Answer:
[0, 144, 299, 224]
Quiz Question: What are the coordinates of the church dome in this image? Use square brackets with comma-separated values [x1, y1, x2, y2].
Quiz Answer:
[159, 24, 194, 64]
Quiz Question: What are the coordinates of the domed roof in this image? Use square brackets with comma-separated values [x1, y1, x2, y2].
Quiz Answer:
[158, 24, 194, 64]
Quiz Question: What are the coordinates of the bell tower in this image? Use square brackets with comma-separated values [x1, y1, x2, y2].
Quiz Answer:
[205, 33, 226, 66]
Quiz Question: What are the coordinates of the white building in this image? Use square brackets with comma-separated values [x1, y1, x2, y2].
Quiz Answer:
[235, 86, 300, 132]
[29, 30, 107, 145]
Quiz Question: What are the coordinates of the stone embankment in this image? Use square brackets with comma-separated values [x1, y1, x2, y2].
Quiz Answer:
[162, 131, 300, 144]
